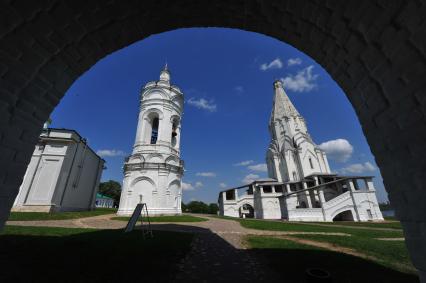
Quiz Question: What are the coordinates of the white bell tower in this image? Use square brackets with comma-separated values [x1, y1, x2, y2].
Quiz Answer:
[117, 65, 184, 216]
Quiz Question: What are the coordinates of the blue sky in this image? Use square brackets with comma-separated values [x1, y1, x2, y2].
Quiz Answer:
[50, 28, 388, 204]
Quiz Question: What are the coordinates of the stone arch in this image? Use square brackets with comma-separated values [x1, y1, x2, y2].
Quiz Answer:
[165, 155, 179, 166]
[146, 153, 164, 163]
[1, 1, 426, 277]
[332, 209, 355, 222]
[143, 89, 170, 100]
[130, 176, 156, 188]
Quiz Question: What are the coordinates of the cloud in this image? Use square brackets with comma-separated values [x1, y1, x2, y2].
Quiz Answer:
[195, 181, 203, 188]
[234, 86, 244, 93]
[318, 139, 354, 162]
[187, 97, 217, 112]
[219, 182, 227, 189]
[340, 162, 376, 174]
[248, 163, 268, 172]
[287, 57, 302, 66]
[182, 182, 195, 191]
[260, 58, 283, 71]
[242, 173, 260, 184]
[281, 65, 319, 92]
[233, 160, 254, 166]
[96, 149, 126, 157]
[196, 172, 216, 177]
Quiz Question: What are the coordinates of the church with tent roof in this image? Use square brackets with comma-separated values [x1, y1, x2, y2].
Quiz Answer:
[218, 81, 383, 222]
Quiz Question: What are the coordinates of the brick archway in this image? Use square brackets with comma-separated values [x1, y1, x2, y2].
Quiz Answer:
[1, 0, 425, 279]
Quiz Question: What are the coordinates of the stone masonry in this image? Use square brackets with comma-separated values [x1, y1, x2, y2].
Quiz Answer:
[0, 0, 426, 280]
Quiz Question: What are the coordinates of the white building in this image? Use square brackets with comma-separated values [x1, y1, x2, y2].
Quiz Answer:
[95, 193, 114, 208]
[219, 81, 383, 222]
[117, 66, 184, 216]
[13, 129, 104, 212]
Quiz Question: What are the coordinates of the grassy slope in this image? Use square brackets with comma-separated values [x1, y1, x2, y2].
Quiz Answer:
[8, 208, 117, 221]
[111, 215, 208, 222]
[246, 236, 418, 283]
[0, 225, 193, 282]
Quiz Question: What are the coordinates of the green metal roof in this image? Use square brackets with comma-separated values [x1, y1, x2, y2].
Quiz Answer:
[96, 193, 114, 200]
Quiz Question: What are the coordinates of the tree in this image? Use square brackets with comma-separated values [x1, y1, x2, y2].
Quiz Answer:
[186, 201, 209, 214]
[99, 180, 121, 206]
[183, 201, 219, 214]
[208, 203, 219, 215]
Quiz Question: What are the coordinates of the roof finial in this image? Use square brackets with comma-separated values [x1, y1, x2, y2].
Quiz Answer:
[164, 61, 168, 71]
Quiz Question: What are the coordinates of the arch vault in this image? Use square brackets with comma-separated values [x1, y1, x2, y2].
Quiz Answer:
[0, 0, 425, 279]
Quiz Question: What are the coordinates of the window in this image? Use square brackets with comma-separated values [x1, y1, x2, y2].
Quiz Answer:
[309, 157, 314, 169]
[171, 120, 178, 147]
[263, 186, 272, 193]
[150, 117, 159, 144]
[292, 171, 297, 181]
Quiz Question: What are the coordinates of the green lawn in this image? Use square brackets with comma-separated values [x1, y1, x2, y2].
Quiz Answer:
[312, 220, 402, 230]
[111, 214, 208, 222]
[237, 218, 404, 238]
[0, 225, 193, 282]
[217, 217, 415, 276]
[246, 236, 418, 283]
[8, 208, 117, 221]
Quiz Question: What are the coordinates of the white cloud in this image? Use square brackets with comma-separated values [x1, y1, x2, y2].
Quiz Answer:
[340, 162, 376, 174]
[195, 181, 203, 188]
[242, 173, 260, 184]
[234, 86, 244, 93]
[182, 182, 195, 191]
[196, 172, 216, 177]
[219, 182, 227, 189]
[248, 163, 268, 172]
[260, 58, 283, 71]
[318, 139, 354, 162]
[187, 97, 217, 112]
[281, 65, 319, 92]
[233, 160, 254, 166]
[287, 57, 302, 66]
[96, 149, 126, 157]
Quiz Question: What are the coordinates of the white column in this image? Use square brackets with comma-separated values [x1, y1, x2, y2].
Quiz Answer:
[302, 182, 312, 208]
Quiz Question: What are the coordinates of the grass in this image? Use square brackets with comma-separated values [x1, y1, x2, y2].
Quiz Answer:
[8, 208, 117, 221]
[246, 236, 418, 283]
[217, 216, 414, 275]
[312, 220, 402, 230]
[111, 214, 208, 222]
[0, 225, 193, 282]
[237, 218, 404, 238]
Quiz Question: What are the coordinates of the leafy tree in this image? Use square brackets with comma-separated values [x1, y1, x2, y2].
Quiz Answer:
[183, 201, 219, 214]
[186, 201, 209, 214]
[99, 180, 121, 206]
[208, 203, 219, 215]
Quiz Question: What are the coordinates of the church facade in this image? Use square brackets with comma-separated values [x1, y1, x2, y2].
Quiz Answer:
[117, 66, 184, 216]
[219, 81, 383, 222]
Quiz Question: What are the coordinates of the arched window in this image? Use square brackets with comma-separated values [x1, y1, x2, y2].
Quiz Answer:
[292, 171, 297, 181]
[171, 119, 178, 147]
[309, 157, 314, 169]
[150, 117, 159, 144]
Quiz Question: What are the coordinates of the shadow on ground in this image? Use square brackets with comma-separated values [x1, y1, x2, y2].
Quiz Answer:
[0, 224, 419, 282]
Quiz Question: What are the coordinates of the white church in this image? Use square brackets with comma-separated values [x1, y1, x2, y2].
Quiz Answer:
[117, 66, 184, 216]
[218, 81, 384, 222]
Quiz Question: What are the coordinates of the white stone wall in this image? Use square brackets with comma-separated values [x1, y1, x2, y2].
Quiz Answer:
[13, 130, 104, 212]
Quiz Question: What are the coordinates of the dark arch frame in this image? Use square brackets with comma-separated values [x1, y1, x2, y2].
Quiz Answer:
[0, 0, 425, 279]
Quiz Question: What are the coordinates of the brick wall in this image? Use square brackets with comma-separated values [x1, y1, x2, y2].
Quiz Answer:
[1, 0, 425, 279]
